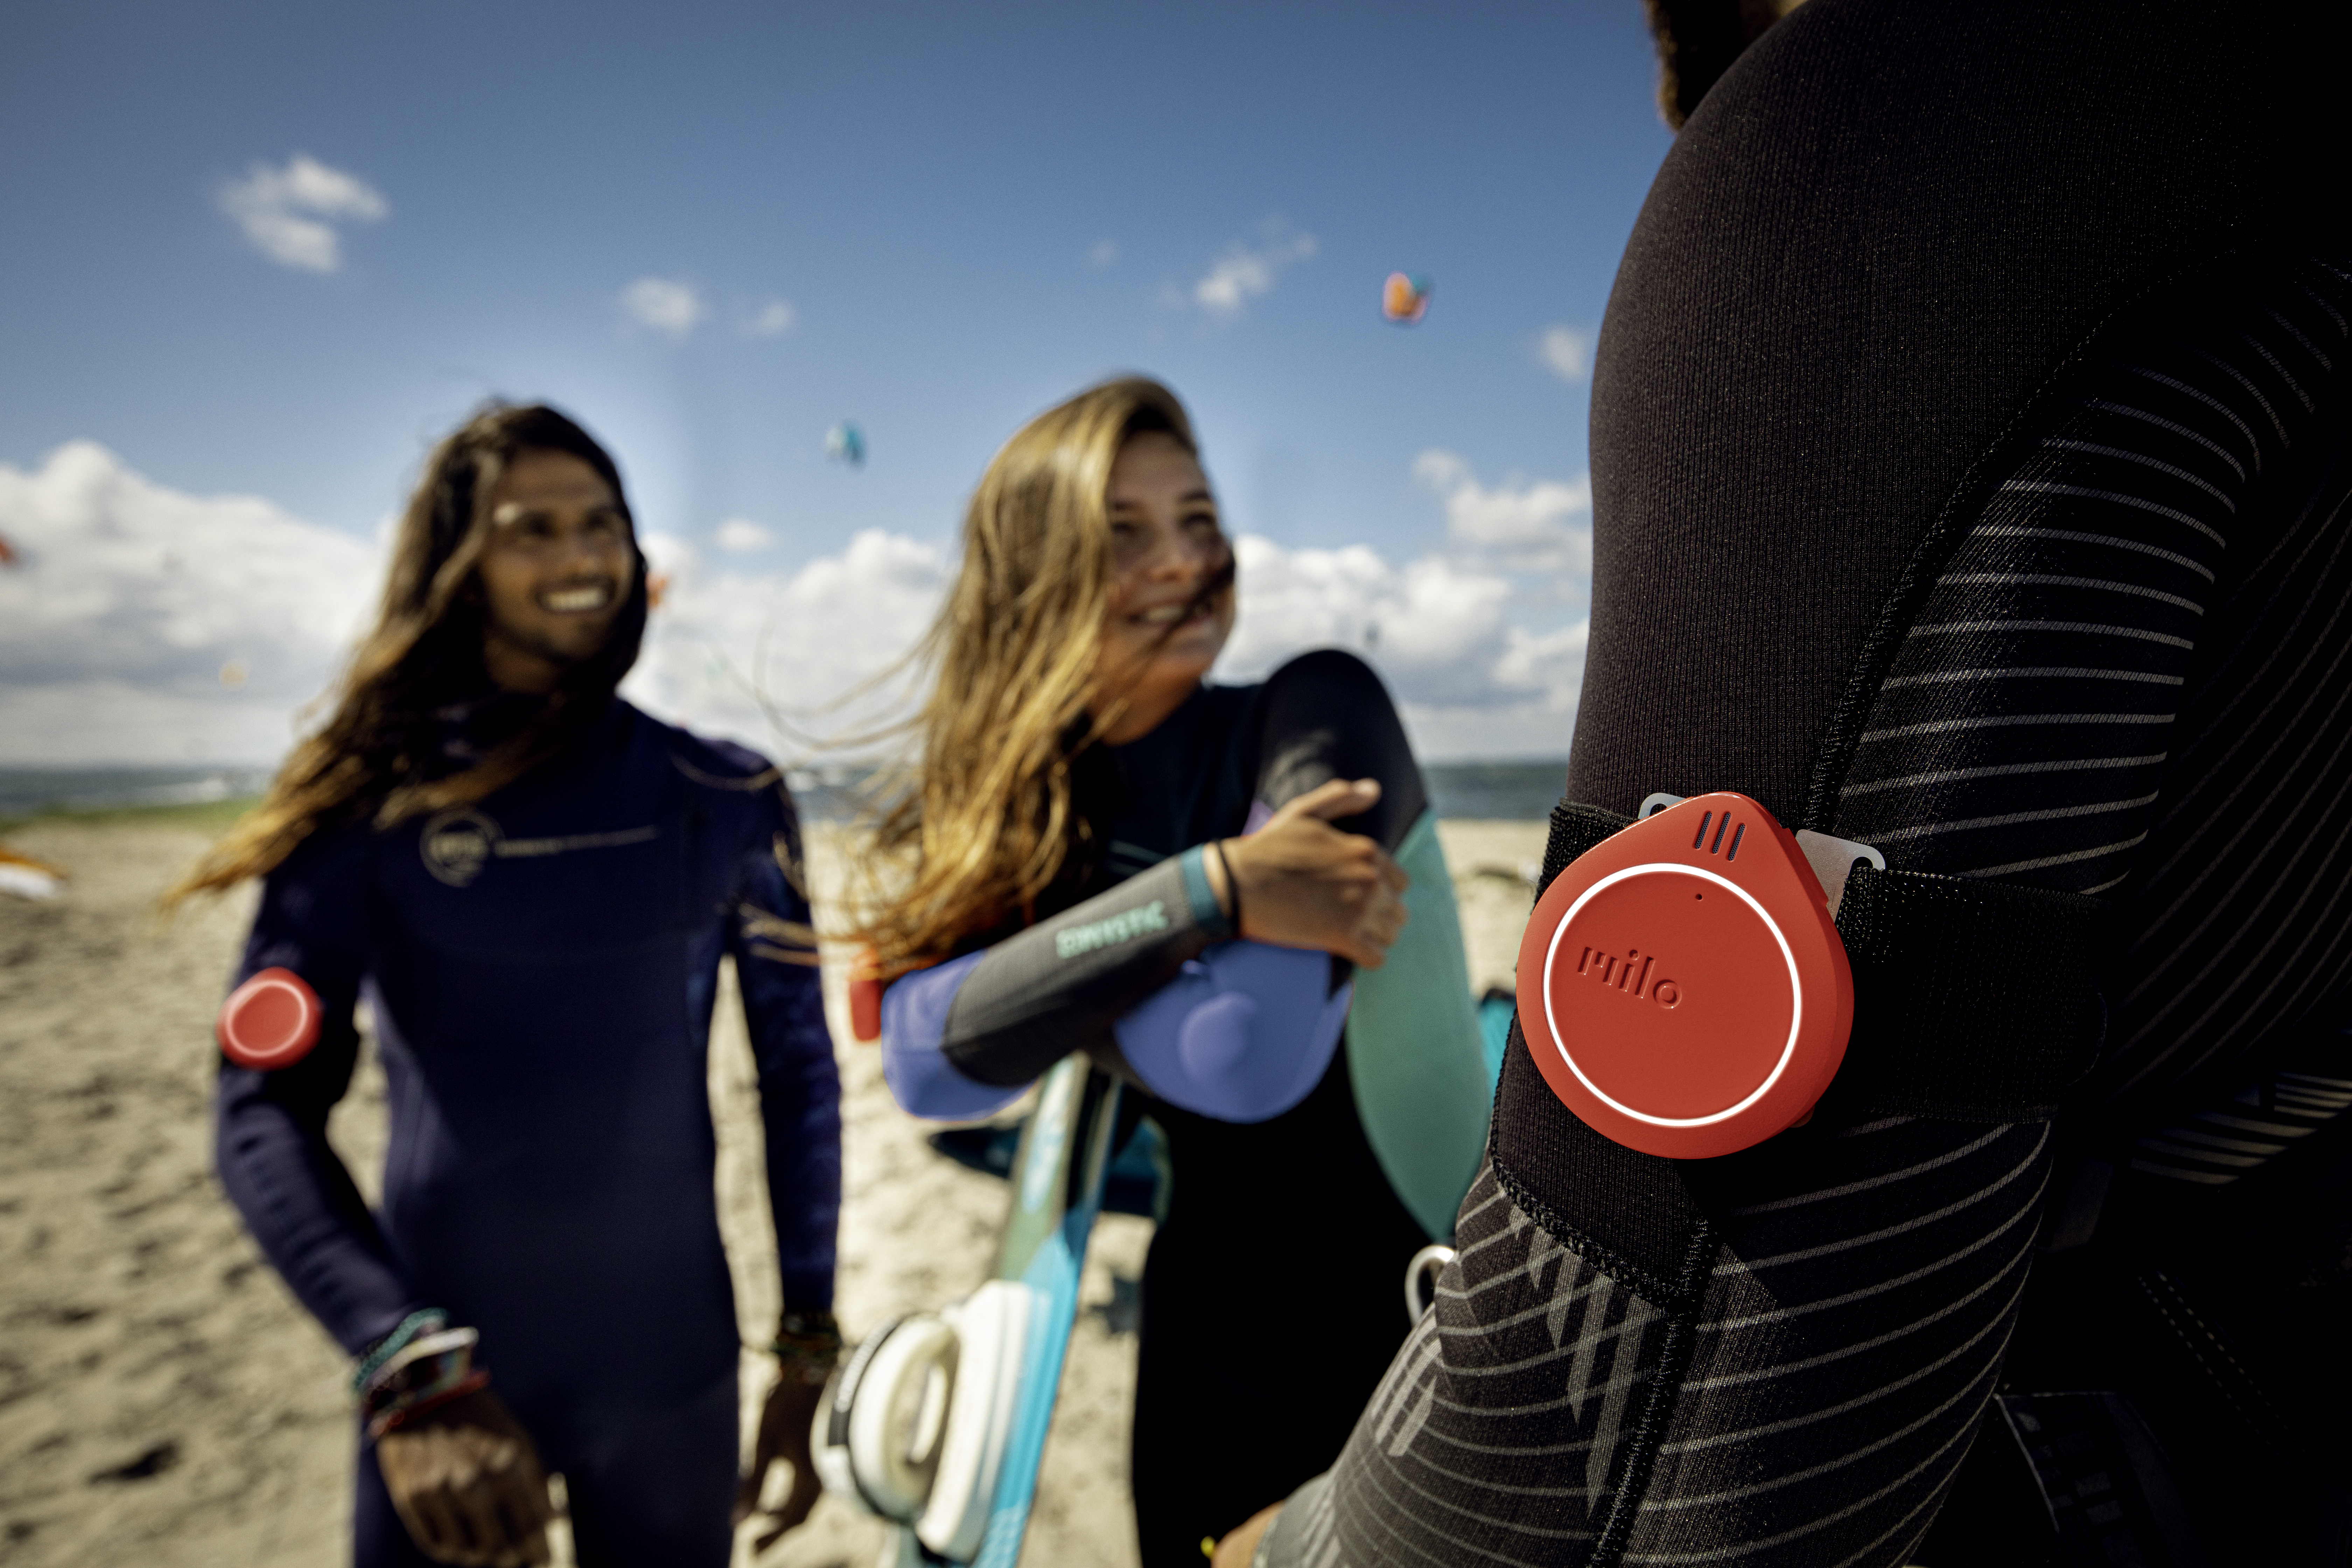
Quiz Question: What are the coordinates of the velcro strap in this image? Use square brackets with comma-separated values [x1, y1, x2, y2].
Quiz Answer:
[1830, 866, 2108, 1120]
[1539, 800, 1638, 888]
[1532, 800, 2108, 1124]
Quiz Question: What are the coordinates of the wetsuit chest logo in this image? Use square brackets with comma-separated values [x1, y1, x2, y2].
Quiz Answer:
[424, 808, 500, 886]
[421, 805, 663, 887]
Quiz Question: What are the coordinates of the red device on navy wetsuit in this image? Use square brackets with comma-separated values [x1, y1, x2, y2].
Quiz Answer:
[217, 967, 324, 1070]
[1515, 793, 1871, 1158]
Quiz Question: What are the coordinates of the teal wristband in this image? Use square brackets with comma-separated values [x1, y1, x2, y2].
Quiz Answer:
[1178, 845, 1235, 941]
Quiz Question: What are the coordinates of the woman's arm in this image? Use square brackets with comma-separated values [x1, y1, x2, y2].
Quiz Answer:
[880, 846, 1233, 1120]
[881, 812, 1393, 1125]
[1223, 650, 1490, 1234]
[213, 829, 423, 1355]
[882, 653, 1430, 1125]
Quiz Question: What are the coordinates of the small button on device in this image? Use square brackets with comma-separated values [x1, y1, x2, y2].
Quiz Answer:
[1514, 793, 1853, 1158]
[217, 967, 323, 1070]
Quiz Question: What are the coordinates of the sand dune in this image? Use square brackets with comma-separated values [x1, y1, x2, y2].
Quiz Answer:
[0, 813, 1542, 1568]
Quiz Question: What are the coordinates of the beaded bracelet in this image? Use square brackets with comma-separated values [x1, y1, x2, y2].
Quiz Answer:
[771, 1309, 843, 1387]
[350, 1309, 449, 1398]
[368, 1370, 490, 1440]
[360, 1326, 484, 1440]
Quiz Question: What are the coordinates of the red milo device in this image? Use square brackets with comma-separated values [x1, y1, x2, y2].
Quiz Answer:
[1515, 793, 1855, 1158]
[217, 967, 324, 1070]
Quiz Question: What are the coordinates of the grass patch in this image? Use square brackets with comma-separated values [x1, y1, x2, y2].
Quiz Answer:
[0, 796, 261, 837]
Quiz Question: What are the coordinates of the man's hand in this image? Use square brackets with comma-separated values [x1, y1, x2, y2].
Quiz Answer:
[1212, 1502, 1284, 1567]
[734, 1372, 826, 1554]
[375, 1387, 554, 1568]
[1214, 778, 1410, 967]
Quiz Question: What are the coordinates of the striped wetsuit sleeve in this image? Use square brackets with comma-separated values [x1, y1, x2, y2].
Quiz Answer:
[731, 791, 842, 1314]
[1263, 251, 2352, 1568]
[213, 827, 424, 1356]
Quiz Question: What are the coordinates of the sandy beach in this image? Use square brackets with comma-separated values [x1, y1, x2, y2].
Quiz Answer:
[0, 808, 1543, 1568]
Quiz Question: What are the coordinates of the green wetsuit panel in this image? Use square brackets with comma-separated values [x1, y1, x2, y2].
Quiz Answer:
[1344, 807, 1491, 1239]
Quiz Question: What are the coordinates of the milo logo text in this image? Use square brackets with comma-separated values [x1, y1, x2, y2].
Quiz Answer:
[1575, 946, 1682, 1009]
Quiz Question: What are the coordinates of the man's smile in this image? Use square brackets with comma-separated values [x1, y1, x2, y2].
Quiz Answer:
[537, 580, 616, 614]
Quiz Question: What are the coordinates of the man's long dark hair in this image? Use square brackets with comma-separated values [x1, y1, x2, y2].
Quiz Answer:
[167, 402, 649, 901]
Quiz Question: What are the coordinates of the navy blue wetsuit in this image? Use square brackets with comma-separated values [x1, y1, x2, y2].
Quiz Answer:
[214, 698, 840, 1568]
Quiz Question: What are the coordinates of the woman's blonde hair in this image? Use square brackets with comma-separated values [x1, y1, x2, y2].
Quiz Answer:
[162, 403, 649, 905]
[855, 376, 1227, 976]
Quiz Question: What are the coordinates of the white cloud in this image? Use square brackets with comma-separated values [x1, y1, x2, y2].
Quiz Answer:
[1211, 450, 1595, 756]
[635, 520, 1586, 763]
[620, 276, 706, 338]
[1089, 239, 1119, 267]
[218, 154, 387, 273]
[1538, 325, 1591, 383]
[715, 518, 772, 553]
[0, 441, 1592, 768]
[1192, 224, 1317, 319]
[1216, 533, 1582, 742]
[623, 528, 952, 754]
[0, 443, 380, 764]
[1412, 449, 1591, 574]
[0, 442, 943, 768]
[743, 300, 795, 337]
[1494, 621, 1590, 691]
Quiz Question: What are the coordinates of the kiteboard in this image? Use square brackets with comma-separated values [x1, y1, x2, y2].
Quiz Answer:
[814, 1051, 1124, 1567]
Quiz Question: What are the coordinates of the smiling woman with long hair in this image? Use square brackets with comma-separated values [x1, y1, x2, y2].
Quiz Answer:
[856, 377, 1493, 1563]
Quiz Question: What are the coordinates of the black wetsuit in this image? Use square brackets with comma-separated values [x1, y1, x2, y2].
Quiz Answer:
[1262, 2, 2352, 1564]
[1112, 660, 1432, 1567]
[883, 651, 1444, 1565]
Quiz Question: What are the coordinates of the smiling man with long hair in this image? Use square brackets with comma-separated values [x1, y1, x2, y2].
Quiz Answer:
[172, 403, 841, 1567]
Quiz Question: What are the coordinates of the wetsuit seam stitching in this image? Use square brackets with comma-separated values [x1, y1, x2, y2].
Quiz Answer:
[1486, 1141, 1690, 1311]
[1588, 1219, 1715, 1568]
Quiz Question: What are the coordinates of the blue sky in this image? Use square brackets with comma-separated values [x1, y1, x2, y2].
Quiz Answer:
[0, 0, 1673, 765]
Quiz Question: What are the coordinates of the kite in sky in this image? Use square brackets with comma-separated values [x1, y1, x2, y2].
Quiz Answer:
[1381, 272, 1432, 324]
[826, 421, 866, 467]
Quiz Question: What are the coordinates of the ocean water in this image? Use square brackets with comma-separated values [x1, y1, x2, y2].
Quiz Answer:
[783, 761, 1571, 823]
[0, 759, 1570, 824]
[1421, 761, 1568, 822]
[0, 766, 275, 818]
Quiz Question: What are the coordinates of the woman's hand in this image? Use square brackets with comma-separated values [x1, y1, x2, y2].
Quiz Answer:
[1212, 778, 1409, 967]
[374, 1387, 554, 1567]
